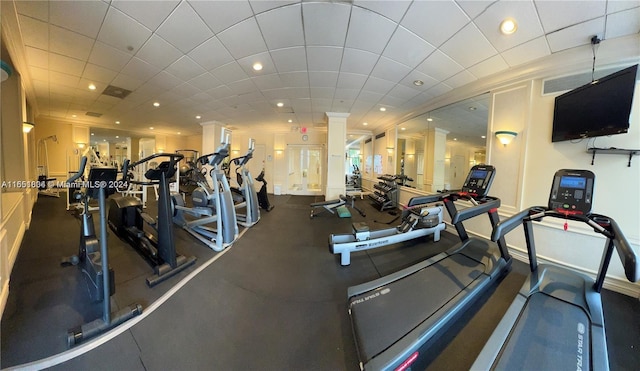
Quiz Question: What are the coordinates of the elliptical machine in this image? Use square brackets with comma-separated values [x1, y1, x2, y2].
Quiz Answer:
[108, 153, 196, 287]
[228, 138, 260, 227]
[172, 133, 239, 251]
[62, 156, 142, 347]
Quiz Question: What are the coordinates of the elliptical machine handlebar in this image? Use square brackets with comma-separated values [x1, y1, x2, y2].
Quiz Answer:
[130, 152, 184, 168]
[67, 156, 88, 183]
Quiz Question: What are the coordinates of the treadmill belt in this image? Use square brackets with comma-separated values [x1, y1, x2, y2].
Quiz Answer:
[494, 293, 591, 371]
[349, 254, 484, 363]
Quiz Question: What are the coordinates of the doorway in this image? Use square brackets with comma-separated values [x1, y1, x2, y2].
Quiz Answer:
[288, 145, 323, 195]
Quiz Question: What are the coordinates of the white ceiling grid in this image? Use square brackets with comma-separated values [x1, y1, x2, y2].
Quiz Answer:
[6, 0, 640, 137]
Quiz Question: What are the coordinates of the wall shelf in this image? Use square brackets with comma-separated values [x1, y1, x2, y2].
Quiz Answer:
[587, 147, 639, 167]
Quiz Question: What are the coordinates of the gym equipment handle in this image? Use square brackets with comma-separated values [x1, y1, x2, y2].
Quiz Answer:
[130, 152, 184, 167]
[67, 156, 88, 183]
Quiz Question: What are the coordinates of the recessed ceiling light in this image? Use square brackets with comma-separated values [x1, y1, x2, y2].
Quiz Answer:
[401, 127, 406, 130]
[91, 133, 94, 136]
[149, 127, 154, 130]
[453, 138, 458, 141]
[195, 115, 201, 119]
[363, 122, 368, 126]
[115, 136, 119, 139]
[379, 107, 386, 112]
[115, 121, 120, 124]
[71, 114, 77, 118]
[177, 132, 181, 135]
[288, 119, 293, 123]
[427, 118, 433, 122]
[88, 83, 96, 90]
[253, 63, 263, 71]
[153, 102, 160, 107]
[481, 135, 486, 139]
[500, 18, 517, 35]
[469, 106, 477, 111]
[277, 102, 284, 107]
[413, 80, 424, 86]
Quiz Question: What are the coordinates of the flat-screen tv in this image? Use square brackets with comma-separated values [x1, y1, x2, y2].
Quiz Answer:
[551, 64, 638, 143]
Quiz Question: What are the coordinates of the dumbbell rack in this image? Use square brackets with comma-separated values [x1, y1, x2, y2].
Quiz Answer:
[368, 175, 398, 211]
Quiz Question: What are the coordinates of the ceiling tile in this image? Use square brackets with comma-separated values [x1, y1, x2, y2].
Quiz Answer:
[227, 79, 258, 95]
[97, 7, 152, 54]
[49, 70, 80, 89]
[188, 73, 223, 91]
[382, 26, 435, 68]
[444, 70, 477, 89]
[345, 7, 397, 54]
[49, 52, 85, 77]
[238, 52, 277, 75]
[146, 71, 183, 91]
[501, 36, 550, 67]
[49, 25, 94, 61]
[189, 0, 253, 34]
[256, 4, 304, 50]
[280, 72, 309, 88]
[334, 88, 361, 100]
[362, 76, 395, 95]
[605, 7, 640, 40]
[271, 47, 307, 73]
[440, 23, 497, 68]
[49, 1, 107, 39]
[456, 1, 495, 19]
[303, 2, 350, 46]
[88, 42, 132, 71]
[546, 18, 605, 53]
[136, 35, 183, 70]
[15, 1, 49, 22]
[387, 83, 420, 101]
[18, 15, 49, 49]
[207, 85, 234, 100]
[340, 48, 379, 75]
[306, 47, 343, 72]
[353, 0, 411, 23]
[416, 49, 463, 81]
[82, 64, 118, 84]
[111, 0, 180, 31]
[250, 0, 300, 15]
[111, 73, 145, 91]
[370, 57, 412, 82]
[217, 17, 268, 59]
[534, 0, 606, 33]
[25, 46, 48, 69]
[337, 72, 368, 90]
[122, 57, 161, 82]
[155, 1, 213, 53]
[211, 62, 249, 85]
[29, 66, 49, 82]
[309, 72, 339, 88]
[166, 56, 207, 81]
[467, 54, 508, 79]
[251, 74, 283, 90]
[188, 37, 235, 71]
[474, 1, 544, 52]
[401, 1, 470, 47]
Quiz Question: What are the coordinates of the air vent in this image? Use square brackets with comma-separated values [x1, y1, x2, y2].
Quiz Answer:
[86, 112, 102, 117]
[102, 85, 132, 99]
[542, 66, 639, 95]
[375, 132, 386, 139]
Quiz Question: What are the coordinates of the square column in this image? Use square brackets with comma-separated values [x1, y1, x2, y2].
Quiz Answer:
[325, 112, 350, 200]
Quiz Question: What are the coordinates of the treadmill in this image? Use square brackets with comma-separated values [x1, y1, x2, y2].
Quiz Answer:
[347, 165, 512, 370]
[472, 169, 639, 370]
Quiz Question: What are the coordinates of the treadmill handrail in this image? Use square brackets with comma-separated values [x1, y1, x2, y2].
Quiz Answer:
[450, 196, 501, 225]
[492, 207, 639, 283]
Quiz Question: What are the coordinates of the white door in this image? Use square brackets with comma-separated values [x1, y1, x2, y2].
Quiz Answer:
[288, 145, 323, 195]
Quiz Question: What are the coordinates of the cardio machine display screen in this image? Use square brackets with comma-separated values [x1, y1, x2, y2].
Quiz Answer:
[559, 176, 586, 189]
[470, 170, 488, 179]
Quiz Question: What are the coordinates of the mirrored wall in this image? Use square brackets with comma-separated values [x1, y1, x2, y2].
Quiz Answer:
[396, 93, 490, 192]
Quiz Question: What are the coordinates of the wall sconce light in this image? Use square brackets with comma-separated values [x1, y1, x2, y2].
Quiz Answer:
[275, 149, 284, 154]
[23, 122, 34, 133]
[495, 130, 518, 146]
[76, 143, 86, 149]
[1, 60, 12, 82]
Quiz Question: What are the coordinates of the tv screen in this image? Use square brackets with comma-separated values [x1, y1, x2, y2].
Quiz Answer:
[551, 64, 638, 143]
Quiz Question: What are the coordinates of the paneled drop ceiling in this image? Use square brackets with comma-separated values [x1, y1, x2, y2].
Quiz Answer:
[3, 0, 639, 137]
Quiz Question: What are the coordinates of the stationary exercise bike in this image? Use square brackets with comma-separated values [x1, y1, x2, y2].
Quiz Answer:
[108, 153, 196, 287]
[62, 156, 142, 347]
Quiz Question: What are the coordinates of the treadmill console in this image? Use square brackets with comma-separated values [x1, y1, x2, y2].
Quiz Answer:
[549, 169, 594, 214]
[461, 165, 495, 197]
